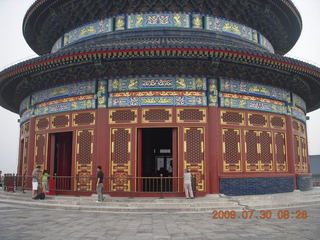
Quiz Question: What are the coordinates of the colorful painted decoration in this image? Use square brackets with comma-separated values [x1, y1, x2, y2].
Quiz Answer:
[220, 78, 291, 103]
[109, 76, 207, 92]
[221, 92, 288, 115]
[127, 13, 190, 29]
[19, 75, 305, 121]
[292, 93, 306, 112]
[291, 106, 306, 122]
[97, 80, 108, 108]
[31, 81, 96, 105]
[208, 78, 218, 106]
[115, 16, 126, 31]
[205, 16, 253, 41]
[34, 99, 96, 116]
[204, 15, 275, 52]
[36, 95, 94, 108]
[192, 14, 203, 29]
[64, 18, 113, 46]
[52, 12, 274, 53]
[108, 96, 207, 107]
[110, 91, 205, 98]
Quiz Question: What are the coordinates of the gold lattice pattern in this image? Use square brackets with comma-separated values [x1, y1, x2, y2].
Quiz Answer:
[270, 116, 286, 129]
[300, 123, 305, 135]
[244, 130, 273, 172]
[111, 128, 131, 192]
[143, 108, 172, 123]
[177, 108, 206, 123]
[111, 164, 131, 192]
[109, 109, 137, 124]
[274, 132, 287, 172]
[300, 138, 309, 172]
[51, 115, 70, 129]
[75, 162, 93, 191]
[73, 112, 95, 126]
[221, 111, 245, 125]
[36, 117, 50, 131]
[292, 120, 300, 131]
[245, 130, 260, 171]
[248, 114, 268, 127]
[76, 130, 94, 164]
[260, 131, 273, 171]
[183, 127, 205, 191]
[294, 136, 308, 172]
[222, 128, 241, 172]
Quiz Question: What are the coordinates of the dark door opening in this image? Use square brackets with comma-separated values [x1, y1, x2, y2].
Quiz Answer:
[139, 128, 176, 192]
[50, 132, 73, 190]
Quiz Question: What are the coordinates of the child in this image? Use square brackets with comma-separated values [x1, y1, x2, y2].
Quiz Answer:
[42, 170, 49, 194]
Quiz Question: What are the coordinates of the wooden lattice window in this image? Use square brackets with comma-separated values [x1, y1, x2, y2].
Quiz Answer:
[221, 111, 244, 125]
[74, 112, 95, 126]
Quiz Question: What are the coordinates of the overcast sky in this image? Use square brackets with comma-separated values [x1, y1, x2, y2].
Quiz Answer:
[0, 0, 319, 173]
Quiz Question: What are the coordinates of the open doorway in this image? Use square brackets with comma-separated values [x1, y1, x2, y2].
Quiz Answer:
[49, 132, 73, 190]
[138, 128, 177, 192]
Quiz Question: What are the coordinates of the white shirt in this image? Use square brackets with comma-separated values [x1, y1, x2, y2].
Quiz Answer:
[184, 172, 191, 184]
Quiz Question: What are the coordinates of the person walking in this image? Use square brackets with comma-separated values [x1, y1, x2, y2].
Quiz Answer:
[32, 166, 41, 199]
[96, 166, 104, 203]
[184, 168, 194, 199]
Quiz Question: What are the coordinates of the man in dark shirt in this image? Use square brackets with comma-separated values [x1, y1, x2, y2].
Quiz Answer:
[96, 166, 104, 203]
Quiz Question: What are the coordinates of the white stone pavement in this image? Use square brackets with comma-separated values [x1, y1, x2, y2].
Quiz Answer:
[0, 202, 319, 240]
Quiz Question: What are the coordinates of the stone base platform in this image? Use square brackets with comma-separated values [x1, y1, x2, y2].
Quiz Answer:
[0, 188, 319, 213]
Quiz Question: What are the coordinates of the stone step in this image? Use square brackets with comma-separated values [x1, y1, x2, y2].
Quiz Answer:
[1, 188, 320, 213]
[0, 195, 236, 208]
[55, 202, 237, 208]
[0, 192, 232, 203]
[0, 198, 241, 213]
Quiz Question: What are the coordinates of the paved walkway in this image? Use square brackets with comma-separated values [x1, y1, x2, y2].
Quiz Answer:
[0, 188, 320, 239]
[0, 202, 319, 240]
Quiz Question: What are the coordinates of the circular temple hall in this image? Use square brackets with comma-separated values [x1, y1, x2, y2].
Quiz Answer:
[0, 0, 319, 196]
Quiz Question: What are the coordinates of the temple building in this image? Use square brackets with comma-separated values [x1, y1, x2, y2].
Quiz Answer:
[0, 0, 318, 196]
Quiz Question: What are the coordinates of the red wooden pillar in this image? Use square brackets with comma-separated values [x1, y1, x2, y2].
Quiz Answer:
[285, 115, 297, 189]
[208, 106, 220, 194]
[130, 126, 136, 193]
[17, 135, 23, 175]
[27, 117, 36, 176]
[96, 108, 108, 186]
[178, 126, 184, 193]
[137, 128, 142, 192]
[48, 134, 55, 176]
[172, 127, 178, 192]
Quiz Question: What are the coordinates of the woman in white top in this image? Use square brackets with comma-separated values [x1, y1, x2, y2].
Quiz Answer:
[183, 168, 194, 199]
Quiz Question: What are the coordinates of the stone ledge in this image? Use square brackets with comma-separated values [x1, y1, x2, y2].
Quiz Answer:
[0, 188, 319, 213]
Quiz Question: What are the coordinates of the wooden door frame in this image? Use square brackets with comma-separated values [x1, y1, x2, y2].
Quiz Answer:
[48, 133, 56, 177]
[136, 127, 178, 193]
